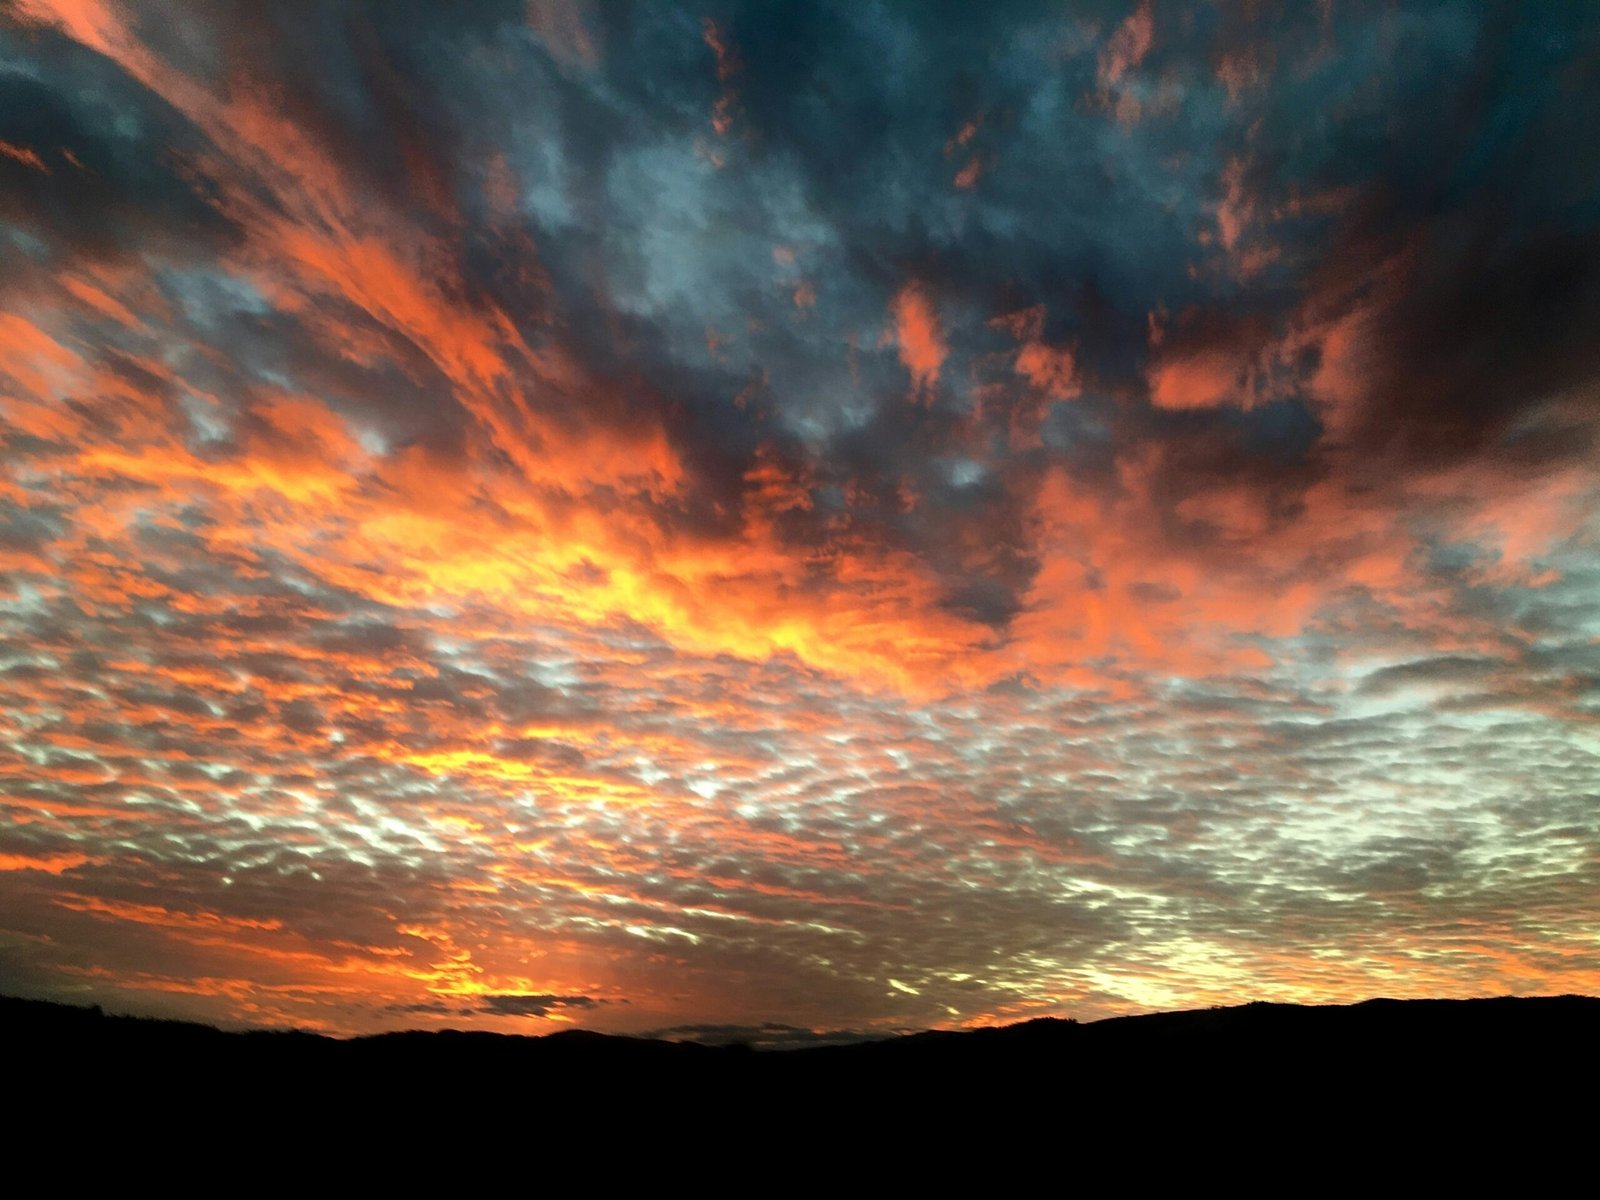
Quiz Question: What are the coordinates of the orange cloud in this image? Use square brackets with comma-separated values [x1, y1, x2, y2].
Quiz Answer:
[1015, 342, 1078, 401]
[0, 852, 91, 874]
[0, 139, 50, 173]
[702, 18, 740, 138]
[1098, 2, 1153, 89]
[890, 281, 947, 398]
[1148, 351, 1239, 410]
[1217, 157, 1251, 251]
[944, 117, 982, 156]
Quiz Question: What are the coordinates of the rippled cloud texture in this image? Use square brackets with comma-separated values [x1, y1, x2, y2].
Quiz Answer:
[2, 0, 1598, 1035]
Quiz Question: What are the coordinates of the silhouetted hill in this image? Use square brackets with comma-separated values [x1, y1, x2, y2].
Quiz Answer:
[7, 992, 1595, 1154]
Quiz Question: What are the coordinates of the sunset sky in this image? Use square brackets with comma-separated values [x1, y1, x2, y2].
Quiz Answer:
[2, 0, 1598, 1040]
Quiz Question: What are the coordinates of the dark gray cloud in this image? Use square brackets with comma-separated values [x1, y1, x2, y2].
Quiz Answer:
[641, 1022, 883, 1050]
[479, 993, 607, 1019]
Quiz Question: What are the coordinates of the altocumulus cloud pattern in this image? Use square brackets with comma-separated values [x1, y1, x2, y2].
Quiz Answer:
[1, 0, 1598, 1037]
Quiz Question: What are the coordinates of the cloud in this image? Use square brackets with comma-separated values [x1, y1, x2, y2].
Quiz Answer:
[527, 0, 600, 69]
[0, 0, 1596, 1040]
[889, 281, 947, 398]
[1148, 351, 1239, 411]
[1098, 2, 1153, 89]
[479, 993, 607, 1019]
[642, 1022, 881, 1050]
[0, 139, 50, 173]
[1096, 1, 1155, 123]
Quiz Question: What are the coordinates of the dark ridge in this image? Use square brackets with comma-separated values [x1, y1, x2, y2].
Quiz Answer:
[6, 990, 1597, 1048]
[8, 992, 1596, 1149]
[7, 990, 1596, 1059]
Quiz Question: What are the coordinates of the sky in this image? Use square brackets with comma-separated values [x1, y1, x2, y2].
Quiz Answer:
[0, 0, 1597, 1041]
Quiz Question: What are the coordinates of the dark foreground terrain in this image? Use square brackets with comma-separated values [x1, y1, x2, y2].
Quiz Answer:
[6, 992, 1595, 1165]
[7, 993, 1596, 1094]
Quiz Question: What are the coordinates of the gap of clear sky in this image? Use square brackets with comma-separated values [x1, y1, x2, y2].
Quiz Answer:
[1, 0, 1598, 1038]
